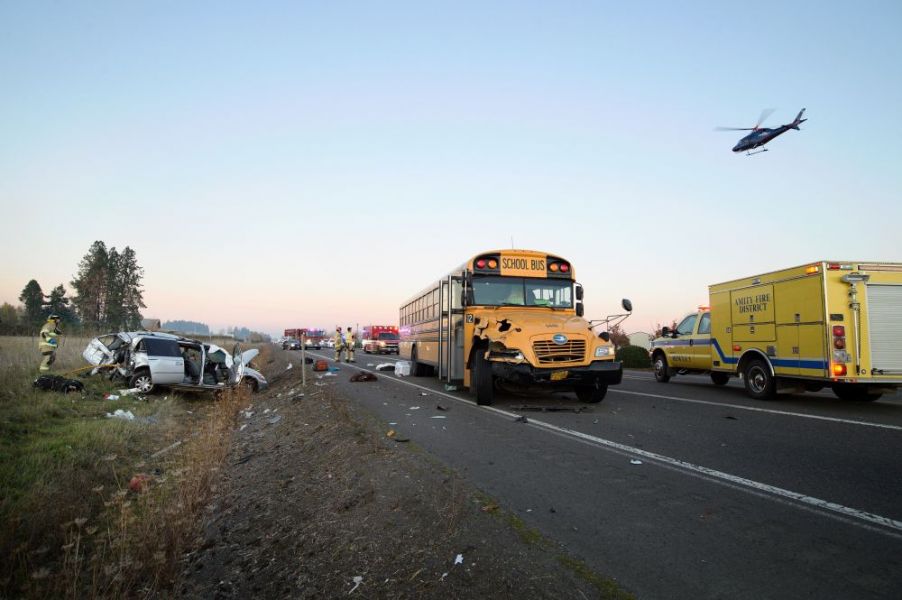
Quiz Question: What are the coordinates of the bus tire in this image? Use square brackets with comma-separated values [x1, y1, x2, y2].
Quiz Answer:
[653, 353, 670, 383]
[832, 383, 883, 402]
[473, 348, 494, 406]
[710, 372, 730, 386]
[743, 358, 775, 400]
[575, 379, 607, 403]
[410, 346, 425, 377]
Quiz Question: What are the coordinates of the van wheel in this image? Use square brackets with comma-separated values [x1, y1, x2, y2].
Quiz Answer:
[575, 379, 608, 403]
[710, 372, 730, 386]
[653, 354, 670, 383]
[473, 347, 494, 406]
[832, 383, 883, 402]
[743, 359, 775, 400]
[129, 370, 154, 394]
[410, 346, 424, 377]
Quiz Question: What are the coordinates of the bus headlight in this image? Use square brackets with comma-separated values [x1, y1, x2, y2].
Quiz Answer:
[594, 347, 612, 357]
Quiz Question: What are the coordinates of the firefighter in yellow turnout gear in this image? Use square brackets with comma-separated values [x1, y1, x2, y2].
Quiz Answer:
[345, 327, 356, 363]
[333, 327, 344, 362]
[38, 314, 62, 371]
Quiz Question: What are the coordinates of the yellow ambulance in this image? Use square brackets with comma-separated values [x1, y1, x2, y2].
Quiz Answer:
[649, 261, 902, 401]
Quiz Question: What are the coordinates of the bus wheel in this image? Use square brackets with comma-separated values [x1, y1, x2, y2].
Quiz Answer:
[832, 383, 883, 402]
[653, 354, 670, 383]
[410, 346, 424, 377]
[743, 359, 775, 400]
[473, 349, 494, 406]
[710, 372, 730, 386]
[575, 379, 607, 403]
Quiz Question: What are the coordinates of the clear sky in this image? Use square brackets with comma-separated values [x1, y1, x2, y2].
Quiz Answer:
[2, 1, 900, 336]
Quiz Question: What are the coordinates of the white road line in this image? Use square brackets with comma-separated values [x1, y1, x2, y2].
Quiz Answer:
[304, 351, 902, 537]
[610, 389, 902, 431]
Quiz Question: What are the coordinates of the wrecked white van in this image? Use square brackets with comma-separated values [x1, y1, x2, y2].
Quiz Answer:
[83, 331, 268, 394]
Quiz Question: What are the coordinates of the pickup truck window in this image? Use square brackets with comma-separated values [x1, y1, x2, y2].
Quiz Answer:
[697, 312, 711, 335]
[676, 314, 697, 335]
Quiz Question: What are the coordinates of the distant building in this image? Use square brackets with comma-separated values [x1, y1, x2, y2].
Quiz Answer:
[627, 331, 653, 350]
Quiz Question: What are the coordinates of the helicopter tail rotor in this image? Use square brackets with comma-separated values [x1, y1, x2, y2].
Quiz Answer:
[790, 108, 807, 130]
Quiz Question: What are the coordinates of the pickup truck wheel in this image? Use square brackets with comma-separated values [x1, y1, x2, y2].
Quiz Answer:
[410, 346, 424, 377]
[129, 370, 154, 394]
[710, 372, 730, 386]
[832, 383, 883, 402]
[653, 354, 671, 383]
[575, 379, 608, 403]
[743, 359, 775, 400]
[473, 347, 494, 406]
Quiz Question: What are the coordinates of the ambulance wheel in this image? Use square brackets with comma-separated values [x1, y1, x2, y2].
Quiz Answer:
[710, 372, 730, 386]
[472, 348, 494, 406]
[653, 354, 670, 383]
[832, 383, 883, 402]
[743, 359, 775, 400]
[410, 346, 425, 377]
[575, 379, 608, 403]
[129, 369, 155, 394]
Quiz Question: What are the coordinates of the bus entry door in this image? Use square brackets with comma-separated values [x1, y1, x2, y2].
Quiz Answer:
[438, 274, 465, 383]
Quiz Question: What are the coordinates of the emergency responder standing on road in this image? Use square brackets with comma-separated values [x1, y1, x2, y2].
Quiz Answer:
[38, 314, 62, 371]
[345, 326, 356, 363]
[333, 327, 344, 362]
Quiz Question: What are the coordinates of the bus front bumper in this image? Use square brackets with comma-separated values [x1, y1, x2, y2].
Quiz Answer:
[491, 360, 623, 387]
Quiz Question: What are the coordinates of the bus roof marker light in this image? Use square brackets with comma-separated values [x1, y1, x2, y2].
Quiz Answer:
[488, 259, 497, 269]
[560, 263, 570, 273]
[805, 265, 820, 275]
[476, 259, 486, 269]
[549, 263, 559, 272]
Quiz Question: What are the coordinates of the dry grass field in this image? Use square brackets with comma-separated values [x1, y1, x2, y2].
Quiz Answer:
[0, 335, 266, 598]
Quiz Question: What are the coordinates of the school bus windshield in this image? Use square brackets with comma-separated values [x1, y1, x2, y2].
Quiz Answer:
[471, 276, 573, 308]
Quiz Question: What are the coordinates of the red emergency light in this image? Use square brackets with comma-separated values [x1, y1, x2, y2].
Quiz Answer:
[832, 363, 847, 377]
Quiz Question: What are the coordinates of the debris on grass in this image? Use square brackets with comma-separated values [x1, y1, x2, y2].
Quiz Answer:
[454, 553, 464, 566]
[128, 473, 151, 493]
[106, 409, 135, 421]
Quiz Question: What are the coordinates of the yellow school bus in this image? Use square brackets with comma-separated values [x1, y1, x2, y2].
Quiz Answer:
[399, 249, 629, 405]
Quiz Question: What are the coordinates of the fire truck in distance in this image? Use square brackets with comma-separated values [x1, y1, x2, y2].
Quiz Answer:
[283, 328, 326, 350]
[362, 325, 400, 354]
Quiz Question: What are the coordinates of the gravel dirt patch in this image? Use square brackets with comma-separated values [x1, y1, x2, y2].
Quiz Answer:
[178, 350, 632, 599]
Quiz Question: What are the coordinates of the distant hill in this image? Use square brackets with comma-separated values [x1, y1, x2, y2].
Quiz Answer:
[163, 320, 210, 335]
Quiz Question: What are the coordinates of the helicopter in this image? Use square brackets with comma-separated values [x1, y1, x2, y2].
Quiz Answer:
[717, 108, 806, 155]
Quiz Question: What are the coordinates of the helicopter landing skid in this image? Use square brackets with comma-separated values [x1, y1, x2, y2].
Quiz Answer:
[746, 148, 768, 156]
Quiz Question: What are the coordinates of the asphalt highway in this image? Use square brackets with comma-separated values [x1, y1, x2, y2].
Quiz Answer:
[304, 349, 902, 599]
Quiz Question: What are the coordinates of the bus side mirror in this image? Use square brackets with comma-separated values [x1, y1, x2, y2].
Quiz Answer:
[599, 331, 611, 342]
[576, 303, 584, 317]
[622, 298, 632, 312]
[575, 285, 584, 301]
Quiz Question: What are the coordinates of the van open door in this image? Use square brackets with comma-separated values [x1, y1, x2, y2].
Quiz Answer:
[229, 343, 245, 385]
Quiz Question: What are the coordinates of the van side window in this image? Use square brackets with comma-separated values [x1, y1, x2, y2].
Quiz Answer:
[697, 312, 711, 335]
[676, 314, 697, 335]
[143, 338, 181, 357]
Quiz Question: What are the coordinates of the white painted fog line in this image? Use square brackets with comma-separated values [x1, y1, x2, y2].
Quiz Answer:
[303, 351, 902, 537]
[611, 389, 902, 431]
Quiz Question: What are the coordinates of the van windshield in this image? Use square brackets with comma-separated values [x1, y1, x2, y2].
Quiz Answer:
[471, 276, 573, 308]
